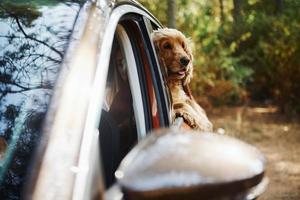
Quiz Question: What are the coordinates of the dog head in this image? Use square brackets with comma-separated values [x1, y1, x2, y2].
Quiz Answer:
[152, 28, 193, 85]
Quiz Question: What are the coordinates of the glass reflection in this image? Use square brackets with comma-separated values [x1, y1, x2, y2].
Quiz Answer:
[0, 1, 83, 199]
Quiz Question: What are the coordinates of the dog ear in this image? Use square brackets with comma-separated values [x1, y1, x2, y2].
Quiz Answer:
[151, 31, 169, 76]
[183, 64, 193, 85]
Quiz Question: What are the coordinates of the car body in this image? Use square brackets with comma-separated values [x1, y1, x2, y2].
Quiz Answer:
[0, 0, 266, 199]
[0, 0, 172, 199]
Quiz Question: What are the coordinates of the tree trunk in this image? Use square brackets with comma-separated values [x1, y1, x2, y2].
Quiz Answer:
[275, 0, 284, 14]
[219, 0, 225, 26]
[167, 0, 176, 28]
[233, 0, 243, 31]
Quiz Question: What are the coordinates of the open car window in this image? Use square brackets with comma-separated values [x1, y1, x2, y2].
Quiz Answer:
[98, 15, 170, 188]
[99, 30, 140, 189]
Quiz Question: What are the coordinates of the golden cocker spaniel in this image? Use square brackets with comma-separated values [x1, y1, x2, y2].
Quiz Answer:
[152, 28, 213, 131]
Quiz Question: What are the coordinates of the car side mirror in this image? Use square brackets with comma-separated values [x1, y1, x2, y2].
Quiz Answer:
[115, 129, 268, 200]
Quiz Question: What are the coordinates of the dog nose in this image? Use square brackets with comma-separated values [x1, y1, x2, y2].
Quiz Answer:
[180, 57, 190, 67]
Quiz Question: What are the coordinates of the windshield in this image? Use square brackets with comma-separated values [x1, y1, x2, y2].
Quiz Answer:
[0, 1, 84, 199]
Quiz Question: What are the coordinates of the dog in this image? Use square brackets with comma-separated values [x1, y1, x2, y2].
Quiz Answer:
[152, 28, 213, 131]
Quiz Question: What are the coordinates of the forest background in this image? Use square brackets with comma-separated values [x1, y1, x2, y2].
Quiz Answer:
[140, 0, 300, 116]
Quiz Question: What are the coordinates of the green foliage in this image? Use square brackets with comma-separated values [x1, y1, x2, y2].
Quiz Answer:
[140, 0, 300, 113]
[237, 0, 300, 113]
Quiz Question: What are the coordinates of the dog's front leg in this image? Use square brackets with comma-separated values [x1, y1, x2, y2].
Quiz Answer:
[173, 103, 213, 132]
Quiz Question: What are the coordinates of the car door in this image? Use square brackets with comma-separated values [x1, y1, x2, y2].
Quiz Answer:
[26, 2, 171, 200]
[97, 10, 172, 190]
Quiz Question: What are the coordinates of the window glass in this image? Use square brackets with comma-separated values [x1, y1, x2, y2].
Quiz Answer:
[99, 36, 137, 188]
[0, 1, 83, 199]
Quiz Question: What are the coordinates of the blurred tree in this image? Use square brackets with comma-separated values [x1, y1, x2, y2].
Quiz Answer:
[275, 0, 284, 14]
[167, 0, 176, 28]
[219, 0, 225, 26]
[233, 0, 243, 30]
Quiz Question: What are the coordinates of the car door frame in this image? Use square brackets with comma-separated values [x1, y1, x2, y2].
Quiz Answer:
[27, 1, 170, 200]
[72, 2, 171, 199]
[74, 3, 171, 198]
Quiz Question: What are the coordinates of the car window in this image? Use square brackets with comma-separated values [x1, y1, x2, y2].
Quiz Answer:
[120, 16, 171, 129]
[144, 18, 173, 125]
[0, 1, 84, 199]
[118, 20, 157, 130]
[149, 20, 173, 111]
[99, 34, 139, 188]
[98, 12, 171, 190]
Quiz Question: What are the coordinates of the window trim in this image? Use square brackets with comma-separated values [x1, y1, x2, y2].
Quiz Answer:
[139, 17, 172, 126]
[120, 19, 153, 131]
[120, 14, 171, 128]
[116, 25, 147, 140]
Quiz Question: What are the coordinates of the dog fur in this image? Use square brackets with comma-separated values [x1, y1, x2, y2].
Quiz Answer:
[152, 28, 213, 131]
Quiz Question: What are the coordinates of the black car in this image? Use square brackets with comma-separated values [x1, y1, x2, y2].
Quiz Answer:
[0, 0, 267, 199]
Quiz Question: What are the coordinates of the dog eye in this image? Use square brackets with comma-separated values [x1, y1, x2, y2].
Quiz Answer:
[163, 42, 172, 49]
[182, 42, 185, 48]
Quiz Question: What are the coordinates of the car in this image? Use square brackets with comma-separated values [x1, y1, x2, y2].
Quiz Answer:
[0, 0, 267, 199]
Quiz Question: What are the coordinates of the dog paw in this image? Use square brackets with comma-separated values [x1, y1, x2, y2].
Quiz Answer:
[176, 112, 199, 129]
[176, 112, 213, 132]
